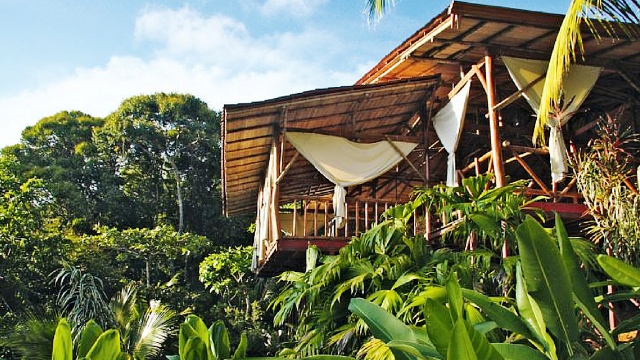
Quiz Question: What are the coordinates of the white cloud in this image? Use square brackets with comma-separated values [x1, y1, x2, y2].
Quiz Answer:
[0, 5, 364, 148]
[259, 0, 329, 17]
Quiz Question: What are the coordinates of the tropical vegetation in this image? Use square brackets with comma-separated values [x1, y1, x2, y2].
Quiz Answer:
[3, 1, 640, 360]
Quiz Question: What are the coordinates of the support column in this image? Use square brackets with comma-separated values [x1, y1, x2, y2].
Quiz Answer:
[485, 54, 506, 187]
[485, 53, 508, 259]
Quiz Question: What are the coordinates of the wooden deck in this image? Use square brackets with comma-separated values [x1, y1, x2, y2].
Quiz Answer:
[254, 236, 350, 276]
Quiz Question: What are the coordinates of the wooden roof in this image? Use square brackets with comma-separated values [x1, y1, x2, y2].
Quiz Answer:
[358, 1, 640, 86]
[223, 1, 640, 218]
[222, 76, 440, 216]
[354, 1, 640, 196]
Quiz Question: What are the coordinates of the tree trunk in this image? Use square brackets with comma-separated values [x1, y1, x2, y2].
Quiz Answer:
[167, 157, 184, 234]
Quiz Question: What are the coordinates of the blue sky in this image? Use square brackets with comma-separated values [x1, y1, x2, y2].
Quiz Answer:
[0, 0, 569, 148]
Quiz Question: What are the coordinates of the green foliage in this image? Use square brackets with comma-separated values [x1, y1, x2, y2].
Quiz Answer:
[94, 93, 236, 240]
[342, 213, 640, 360]
[0, 313, 59, 360]
[200, 246, 281, 357]
[172, 315, 235, 360]
[414, 174, 543, 254]
[199, 246, 253, 295]
[516, 216, 578, 352]
[0, 154, 68, 336]
[108, 284, 177, 360]
[270, 175, 536, 356]
[52, 318, 125, 360]
[8, 111, 105, 233]
[573, 119, 640, 265]
[52, 265, 114, 336]
[0, 92, 261, 357]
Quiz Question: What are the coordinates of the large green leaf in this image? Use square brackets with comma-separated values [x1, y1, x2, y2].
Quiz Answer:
[210, 320, 230, 360]
[233, 332, 248, 359]
[597, 255, 640, 287]
[348, 298, 430, 360]
[446, 320, 477, 360]
[463, 320, 504, 360]
[446, 273, 463, 323]
[182, 337, 208, 360]
[424, 298, 453, 357]
[85, 329, 121, 360]
[387, 340, 443, 359]
[491, 343, 548, 360]
[468, 214, 501, 239]
[77, 320, 104, 359]
[52, 318, 73, 360]
[349, 298, 420, 343]
[555, 213, 615, 350]
[461, 289, 535, 339]
[179, 315, 211, 360]
[515, 263, 554, 356]
[516, 216, 578, 348]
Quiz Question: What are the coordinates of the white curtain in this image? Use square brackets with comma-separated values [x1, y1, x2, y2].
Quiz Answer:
[432, 81, 472, 187]
[502, 56, 602, 183]
[252, 141, 278, 271]
[285, 132, 417, 227]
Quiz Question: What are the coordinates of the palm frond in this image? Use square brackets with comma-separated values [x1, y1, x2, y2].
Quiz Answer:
[536, 0, 640, 143]
[0, 312, 59, 360]
[132, 300, 176, 360]
[365, 0, 396, 22]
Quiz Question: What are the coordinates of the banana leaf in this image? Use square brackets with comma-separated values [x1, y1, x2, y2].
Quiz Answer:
[84, 329, 121, 360]
[597, 255, 640, 287]
[77, 320, 104, 359]
[52, 319, 73, 360]
[555, 213, 615, 350]
[516, 216, 578, 348]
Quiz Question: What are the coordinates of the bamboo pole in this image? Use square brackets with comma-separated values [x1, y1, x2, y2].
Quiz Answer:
[485, 54, 506, 188]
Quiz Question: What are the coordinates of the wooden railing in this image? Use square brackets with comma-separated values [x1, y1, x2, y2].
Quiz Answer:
[459, 142, 583, 203]
[278, 195, 424, 240]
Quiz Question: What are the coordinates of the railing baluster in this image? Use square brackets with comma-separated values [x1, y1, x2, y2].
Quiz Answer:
[313, 200, 318, 236]
[324, 200, 328, 237]
[292, 200, 298, 236]
[355, 201, 360, 235]
[344, 203, 349, 237]
[303, 199, 308, 237]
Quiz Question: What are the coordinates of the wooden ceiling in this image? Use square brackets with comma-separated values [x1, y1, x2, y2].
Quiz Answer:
[222, 76, 440, 216]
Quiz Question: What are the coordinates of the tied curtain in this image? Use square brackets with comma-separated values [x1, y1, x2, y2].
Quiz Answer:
[252, 141, 279, 271]
[502, 56, 602, 183]
[285, 132, 417, 227]
[432, 81, 472, 187]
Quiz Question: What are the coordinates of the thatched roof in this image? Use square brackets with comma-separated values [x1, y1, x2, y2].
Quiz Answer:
[222, 76, 440, 216]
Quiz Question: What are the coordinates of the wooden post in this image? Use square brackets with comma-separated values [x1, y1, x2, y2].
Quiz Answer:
[485, 54, 506, 188]
[485, 54, 508, 258]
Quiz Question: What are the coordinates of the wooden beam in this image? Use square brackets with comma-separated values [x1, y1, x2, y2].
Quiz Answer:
[447, 60, 485, 99]
[493, 72, 546, 111]
[511, 150, 552, 196]
[385, 136, 427, 183]
[275, 152, 300, 185]
[461, 150, 492, 174]
[615, 68, 640, 96]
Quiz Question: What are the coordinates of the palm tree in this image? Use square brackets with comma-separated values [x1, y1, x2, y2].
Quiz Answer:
[54, 265, 175, 359]
[109, 284, 176, 360]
